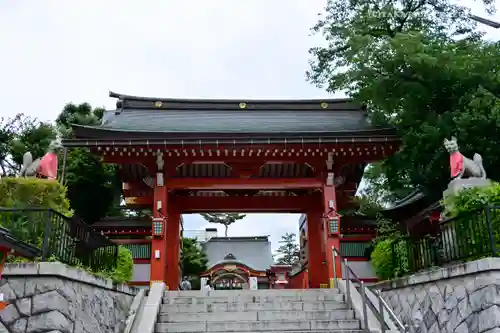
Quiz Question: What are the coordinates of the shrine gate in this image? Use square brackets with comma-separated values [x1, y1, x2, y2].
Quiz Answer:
[62, 92, 398, 289]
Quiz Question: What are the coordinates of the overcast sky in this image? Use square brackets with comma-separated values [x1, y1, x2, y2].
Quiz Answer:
[0, 1, 498, 252]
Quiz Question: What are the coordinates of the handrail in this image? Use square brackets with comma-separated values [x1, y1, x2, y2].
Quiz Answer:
[371, 288, 407, 332]
[332, 247, 408, 333]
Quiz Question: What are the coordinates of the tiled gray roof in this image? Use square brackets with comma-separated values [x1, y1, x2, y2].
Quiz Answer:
[74, 108, 377, 137]
[69, 92, 398, 139]
[202, 237, 274, 271]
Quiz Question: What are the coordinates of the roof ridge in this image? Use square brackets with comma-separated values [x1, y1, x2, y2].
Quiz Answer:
[110, 90, 353, 104]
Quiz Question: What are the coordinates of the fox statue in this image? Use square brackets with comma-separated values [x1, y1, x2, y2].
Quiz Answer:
[18, 139, 62, 180]
[443, 137, 486, 180]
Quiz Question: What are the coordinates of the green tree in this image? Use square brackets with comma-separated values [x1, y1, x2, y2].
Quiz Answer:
[274, 233, 299, 265]
[182, 237, 208, 289]
[200, 213, 246, 236]
[55, 103, 121, 223]
[359, 163, 414, 205]
[0, 115, 22, 176]
[308, 0, 500, 202]
[0, 114, 56, 177]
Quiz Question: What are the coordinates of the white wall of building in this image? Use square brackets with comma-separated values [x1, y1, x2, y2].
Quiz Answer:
[132, 263, 150, 282]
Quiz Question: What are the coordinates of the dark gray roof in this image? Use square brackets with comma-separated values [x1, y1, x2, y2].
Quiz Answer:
[202, 236, 274, 271]
[68, 91, 398, 141]
[90, 108, 373, 134]
[383, 189, 426, 211]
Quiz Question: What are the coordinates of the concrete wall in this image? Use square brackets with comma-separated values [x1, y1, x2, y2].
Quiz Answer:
[375, 258, 500, 333]
[131, 263, 150, 283]
[341, 261, 376, 280]
[0, 262, 136, 333]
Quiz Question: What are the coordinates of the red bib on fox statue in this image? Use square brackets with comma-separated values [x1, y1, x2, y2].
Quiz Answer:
[449, 151, 463, 179]
[38, 152, 58, 180]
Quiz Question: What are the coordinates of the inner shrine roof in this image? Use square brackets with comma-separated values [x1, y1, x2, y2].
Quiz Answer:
[68, 91, 398, 143]
[202, 236, 274, 271]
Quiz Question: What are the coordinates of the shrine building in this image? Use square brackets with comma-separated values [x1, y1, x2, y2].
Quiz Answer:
[201, 235, 291, 290]
[62, 91, 399, 289]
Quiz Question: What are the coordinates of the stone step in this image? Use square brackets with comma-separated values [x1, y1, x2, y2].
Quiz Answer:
[155, 320, 361, 333]
[160, 301, 348, 313]
[158, 310, 355, 322]
[164, 289, 341, 297]
[163, 293, 345, 304]
[156, 331, 364, 333]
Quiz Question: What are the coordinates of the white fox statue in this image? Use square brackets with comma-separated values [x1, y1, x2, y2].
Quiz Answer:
[443, 136, 486, 180]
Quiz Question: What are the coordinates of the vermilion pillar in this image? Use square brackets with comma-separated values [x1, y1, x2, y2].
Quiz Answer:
[150, 175, 168, 284]
[165, 208, 181, 290]
[306, 210, 328, 288]
[323, 185, 342, 285]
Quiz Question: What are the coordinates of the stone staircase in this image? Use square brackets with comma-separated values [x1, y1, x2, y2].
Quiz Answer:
[155, 289, 364, 333]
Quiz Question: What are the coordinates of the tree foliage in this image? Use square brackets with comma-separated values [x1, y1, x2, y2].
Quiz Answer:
[0, 103, 121, 224]
[56, 103, 121, 223]
[274, 232, 300, 265]
[0, 114, 56, 177]
[182, 237, 208, 289]
[308, 0, 500, 203]
[200, 213, 246, 236]
[370, 213, 410, 279]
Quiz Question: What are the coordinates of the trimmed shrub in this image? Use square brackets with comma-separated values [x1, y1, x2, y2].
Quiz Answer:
[371, 239, 394, 280]
[109, 246, 133, 284]
[0, 177, 72, 215]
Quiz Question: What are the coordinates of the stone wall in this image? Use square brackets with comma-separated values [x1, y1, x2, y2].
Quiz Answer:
[375, 258, 500, 333]
[0, 262, 136, 333]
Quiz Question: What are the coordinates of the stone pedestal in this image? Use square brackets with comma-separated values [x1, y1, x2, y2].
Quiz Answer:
[443, 178, 492, 199]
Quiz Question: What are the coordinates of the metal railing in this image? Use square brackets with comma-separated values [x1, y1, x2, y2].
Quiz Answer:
[0, 207, 118, 272]
[393, 206, 499, 276]
[332, 247, 408, 332]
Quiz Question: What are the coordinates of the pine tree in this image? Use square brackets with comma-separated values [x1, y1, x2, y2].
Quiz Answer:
[274, 233, 299, 265]
[200, 213, 246, 236]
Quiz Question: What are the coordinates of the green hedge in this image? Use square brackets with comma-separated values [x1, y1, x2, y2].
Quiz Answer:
[110, 246, 133, 283]
[0, 177, 72, 215]
[370, 215, 411, 280]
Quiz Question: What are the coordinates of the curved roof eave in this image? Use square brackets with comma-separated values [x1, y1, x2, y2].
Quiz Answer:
[383, 189, 426, 212]
[69, 123, 399, 139]
[206, 259, 259, 272]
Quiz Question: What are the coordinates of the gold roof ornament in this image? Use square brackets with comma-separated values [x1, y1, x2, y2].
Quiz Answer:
[320, 102, 329, 109]
[239, 102, 247, 109]
[154, 101, 163, 108]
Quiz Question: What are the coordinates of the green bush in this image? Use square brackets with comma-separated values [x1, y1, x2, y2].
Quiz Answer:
[371, 238, 411, 280]
[108, 246, 133, 284]
[370, 214, 412, 280]
[0, 177, 72, 215]
[371, 239, 394, 280]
